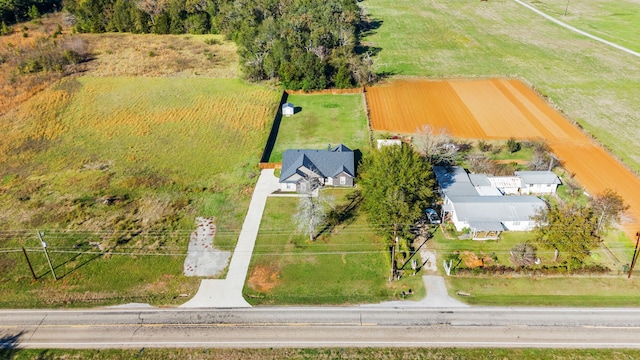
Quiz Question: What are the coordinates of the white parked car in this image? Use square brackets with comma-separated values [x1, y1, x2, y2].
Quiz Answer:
[425, 208, 441, 224]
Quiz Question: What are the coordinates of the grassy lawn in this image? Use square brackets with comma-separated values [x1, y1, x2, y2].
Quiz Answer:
[244, 190, 424, 305]
[0, 77, 281, 308]
[433, 228, 640, 306]
[6, 348, 640, 359]
[522, 0, 640, 53]
[361, 0, 640, 172]
[0, 233, 201, 308]
[445, 276, 640, 307]
[269, 93, 370, 162]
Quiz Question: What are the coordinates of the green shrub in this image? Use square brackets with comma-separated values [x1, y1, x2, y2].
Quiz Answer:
[204, 38, 222, 45]
[506, 137, 521, 153]
[0, 21, 12, 36]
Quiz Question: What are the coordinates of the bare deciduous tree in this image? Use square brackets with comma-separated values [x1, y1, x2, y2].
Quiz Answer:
[418, 125, 458, 165]
[293, 178, 334, 242]
[590, 188, 629, 235]
[510, 242, 537, 267]
[466, 153, 495, 174]
[563, 174, 583, 198]
[136, 0, 168, 25]
[527, 140, 553, 171]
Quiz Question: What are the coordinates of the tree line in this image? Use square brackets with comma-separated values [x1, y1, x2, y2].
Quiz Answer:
[62, 0, 375, 90]
[1, 0, 60, 25]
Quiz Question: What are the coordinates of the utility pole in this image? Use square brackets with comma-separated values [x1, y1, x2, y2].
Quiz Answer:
[22, 247, 37, 281]
[628, 231, 640, 279]
[548, 153, 558, 172]
[37, 230, 57, 281]
[389, 224, 397, 282]
[564, 0, 570, 16]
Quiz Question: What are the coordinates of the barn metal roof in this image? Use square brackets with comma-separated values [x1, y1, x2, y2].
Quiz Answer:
[433, 166, 479, 197]
[447, 195, 545, 223]
[514, 171, 561, 185]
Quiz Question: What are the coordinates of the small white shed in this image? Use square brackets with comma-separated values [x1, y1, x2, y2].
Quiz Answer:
[282, 102, 294, 117]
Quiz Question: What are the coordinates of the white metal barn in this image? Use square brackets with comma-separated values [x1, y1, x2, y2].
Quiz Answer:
[514, 171, 562, 194]
[434, 166, 548, 240]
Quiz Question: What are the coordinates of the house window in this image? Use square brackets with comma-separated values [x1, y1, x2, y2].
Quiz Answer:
[513, 221, 520, 226]
[340, 176, 346, 185]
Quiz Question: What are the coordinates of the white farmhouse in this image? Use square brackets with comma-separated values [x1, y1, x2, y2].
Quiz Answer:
[434, 166, 547, 240]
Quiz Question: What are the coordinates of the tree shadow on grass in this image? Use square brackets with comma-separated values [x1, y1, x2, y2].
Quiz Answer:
[399, 225, 438, 271]
[0, 331, 24, 360]
[317, 191, 363, 238]
[356, 16, 398, 80]
[53, 251, 104, 280]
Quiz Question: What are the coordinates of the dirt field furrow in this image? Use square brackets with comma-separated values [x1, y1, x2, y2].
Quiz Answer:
[366, 79, 640, 237]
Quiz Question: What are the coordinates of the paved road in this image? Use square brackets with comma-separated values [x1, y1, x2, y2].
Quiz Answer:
[3, 307, 640, 349]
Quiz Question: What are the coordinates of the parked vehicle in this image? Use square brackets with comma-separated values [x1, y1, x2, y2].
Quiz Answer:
[425, 208, 441, 224]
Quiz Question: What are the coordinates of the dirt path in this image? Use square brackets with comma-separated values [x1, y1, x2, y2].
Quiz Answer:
[512, 0, 640, 59]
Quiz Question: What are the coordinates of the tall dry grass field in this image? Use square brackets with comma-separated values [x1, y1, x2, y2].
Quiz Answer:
[45, 77, 278, 179]
[0, 14, 70, 117]
[0, 77, 280, 307]
[1, 77, 281, 229]
[79, 33, 239, 78]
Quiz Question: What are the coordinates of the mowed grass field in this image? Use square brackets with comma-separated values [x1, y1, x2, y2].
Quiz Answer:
[361, 0, 640, 172]
[268, 93, 370, 162]
[433, 227, 640, 307]
[244, 190, 424, 305]
[523, 0, 640, 53]
[0, 76, 281, 307]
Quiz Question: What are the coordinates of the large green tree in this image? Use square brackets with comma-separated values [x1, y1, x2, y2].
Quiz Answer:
[359, 144, 434, 280]
[533, 202, 600, 264]
[359, 144, 435, 242]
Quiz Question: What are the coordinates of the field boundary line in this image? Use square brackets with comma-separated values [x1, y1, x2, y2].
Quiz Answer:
[259, 91, 288, 164]
[362, 87, 374, 148]
[513, 0, 640, 59]
[285, 87, 364, 95]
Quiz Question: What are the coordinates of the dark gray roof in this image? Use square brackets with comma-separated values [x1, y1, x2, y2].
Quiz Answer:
[514, 171, 561, 185]
[280, 144, 355, 183]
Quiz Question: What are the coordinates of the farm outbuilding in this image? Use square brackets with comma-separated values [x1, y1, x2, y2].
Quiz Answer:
[282, 102, 294, 117]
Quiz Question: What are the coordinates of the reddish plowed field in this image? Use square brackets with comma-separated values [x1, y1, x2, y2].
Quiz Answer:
[366, 79, 640, 236]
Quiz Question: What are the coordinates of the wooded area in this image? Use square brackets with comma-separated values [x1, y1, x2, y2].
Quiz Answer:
[0, 0, 60, 25]
[60, 0, 374, 89]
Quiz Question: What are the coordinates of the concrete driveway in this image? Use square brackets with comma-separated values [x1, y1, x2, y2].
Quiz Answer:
[181, 169, 280, 308]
